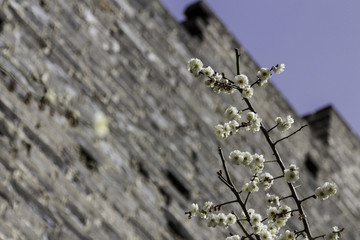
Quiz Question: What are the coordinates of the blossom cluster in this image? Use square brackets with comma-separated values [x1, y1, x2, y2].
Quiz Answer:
[265, 193, 280, 207]
[189, 201, 214, 219]
[234, 74, 253, 98]
[229, 150, 265, 174]
[187, 59, 285, 98]
[241, 174, 275, 193]
[284, 164, 300, 183]
[275, 115, 294, 132]
[238, 206, 293, 240]
[215, 106, 262, 139]
[315, 182, 337, 200]
[189, 201, 237, 229]
[187, 58, 235, 94]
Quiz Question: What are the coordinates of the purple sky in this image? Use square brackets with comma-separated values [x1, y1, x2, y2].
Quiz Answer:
[159, 0, 360, 138]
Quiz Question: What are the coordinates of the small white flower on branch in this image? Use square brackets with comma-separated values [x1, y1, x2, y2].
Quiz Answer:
[272, 64, 286, 74]
[226, 213, 237, 225]
[217, 213, 227, 227]
[234, 74, 249, 88]
[265, 193, 280, 207]
[190, 203, 199, 217]
[258, 172, 274, 190]
[241, 85, 254, 99]
[315, 182, 337, 200]
[201, 66, 214, 77]
[242, 179, 259, 193]
[257, 67, 272, 85]
[276, 115, 294, 132]
[202, 201, 214, 212]
[267, 223, 280, 236]
[215, 124, 227, 139]
[284, 164, 300, 183]
[207, 213, 218, 228]
[252, 223, 265, 234]
[225, 106, 241, 120]
[259, 229, 273, 240]
[187, 58, 203, 77]
[250, 153, 265, 174]
[229, 150, 243, 165]
[250, 212, 262, 225]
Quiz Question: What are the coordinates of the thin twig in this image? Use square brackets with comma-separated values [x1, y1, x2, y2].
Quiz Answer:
[244, 192, 251, 206]
[300, 194, 316, 203]
[214, 199, 238, 208]
[274, 124, 308, 145]
[267, 123, 279, 133]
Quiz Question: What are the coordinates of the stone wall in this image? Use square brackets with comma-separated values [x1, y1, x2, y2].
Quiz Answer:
[0, 0, 358, 239]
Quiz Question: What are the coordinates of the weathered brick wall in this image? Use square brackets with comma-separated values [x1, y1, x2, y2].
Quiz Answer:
[0, 0, 358, 239]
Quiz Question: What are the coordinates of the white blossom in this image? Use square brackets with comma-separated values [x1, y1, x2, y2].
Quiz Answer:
[250, 153, 265, 174]
[278, 205, 292, 221]
[267, 207, 278, 222]
[265, 193, 280, 207]
[258, 172, 274, 190]
[259, 229, 273, 240]
[226, 213, 237, 225]
[284, 164, 300, 184]
[217, 213, 227, 227]
[249, 115, 262, 132]
[242, 179, 259, 193]
[229, 150, 244, 165]
[252, 223, 265, 234]
[315, 182, 337, 200]
[201, 66, 214, 77]
[187, 58, 203, 77]
[257, 67, 271, 85]
[225, 106, 240, 120]
[204, 78, 216, 88]
[190, 203, 199, 216]
[242, 152, 253, 166]
[276, 115, 294, 132]
[274, 218, 286, 228]
[202, 201, 213, 212]
[273, 64, 286, 74]
[234, 74, 249, 88]
[250, 213, 262, 225]
[267, 224, 279, 236]
[247, 112, 256, 121]
[241, 86, 254, 99]
[212, 72, 222, 81]
[215, 124, 227, 139]
[207, 214, 218, 228]
[229, 120, 240, 133]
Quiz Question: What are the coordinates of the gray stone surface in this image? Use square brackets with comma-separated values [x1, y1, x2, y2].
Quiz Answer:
[0, 0, 358, 239]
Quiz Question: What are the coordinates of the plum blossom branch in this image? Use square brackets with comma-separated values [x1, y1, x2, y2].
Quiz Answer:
[234, 49, 316, 239]
[185, 48, 341, 240]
